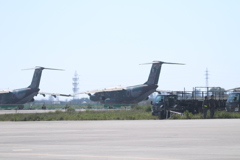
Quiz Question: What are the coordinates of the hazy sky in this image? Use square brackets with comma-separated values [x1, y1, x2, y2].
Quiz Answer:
[0, 0, 239, 100]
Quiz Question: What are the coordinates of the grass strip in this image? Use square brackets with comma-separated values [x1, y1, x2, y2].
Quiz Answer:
[170, 110, 240, 119]
[0, 106, 240, 121]
[0, 106, 157, 121]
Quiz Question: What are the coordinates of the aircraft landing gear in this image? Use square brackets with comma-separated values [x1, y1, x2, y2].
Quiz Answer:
[104, 104, 114, 109]
[18, 105, 24, 110]
[42, 104, 46, 110]
[131, 105, 136, 109]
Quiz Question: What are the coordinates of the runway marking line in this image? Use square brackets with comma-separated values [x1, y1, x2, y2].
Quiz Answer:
[0, 152, 186, 160]
[12, 149, 32, 151]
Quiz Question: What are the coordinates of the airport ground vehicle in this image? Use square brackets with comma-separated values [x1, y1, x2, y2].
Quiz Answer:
[226, 92, 240, 112]
[151, 89, 227, 119]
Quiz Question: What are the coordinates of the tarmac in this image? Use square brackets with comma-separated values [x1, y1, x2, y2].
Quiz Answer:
[0, 109, 120, 114]
[0, 109, 59, 114]
[0, 120, 240, 160]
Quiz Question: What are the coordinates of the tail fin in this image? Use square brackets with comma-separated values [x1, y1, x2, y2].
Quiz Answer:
[140, 61, 184, 85]
[22, 67, 64, 89]
[24, 67, 44, 89]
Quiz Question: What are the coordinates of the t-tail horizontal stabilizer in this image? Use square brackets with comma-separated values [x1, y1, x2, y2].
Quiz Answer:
[140, 61, 185, 85]
[140, 61, 185, 65]
[22, 66, 64, 89]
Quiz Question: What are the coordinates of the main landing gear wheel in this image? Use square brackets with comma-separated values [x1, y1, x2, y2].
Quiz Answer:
[18, 105, 24, 110]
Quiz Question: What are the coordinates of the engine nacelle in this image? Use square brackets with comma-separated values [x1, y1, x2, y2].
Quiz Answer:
[104, 98, 114, 104]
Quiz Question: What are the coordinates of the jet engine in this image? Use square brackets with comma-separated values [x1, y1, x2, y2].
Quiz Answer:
[104, 98, 114, 104]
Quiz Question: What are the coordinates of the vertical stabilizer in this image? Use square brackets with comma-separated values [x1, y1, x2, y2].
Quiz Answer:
[28, 67, 44, 89]
[22, 67, 64, 89]
[141, 61, 184, 85]
[144, 62, 163, 85]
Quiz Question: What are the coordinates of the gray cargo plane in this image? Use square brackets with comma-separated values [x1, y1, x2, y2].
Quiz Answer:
[0, 67, 71, 109]
[77, 61, 184, 105]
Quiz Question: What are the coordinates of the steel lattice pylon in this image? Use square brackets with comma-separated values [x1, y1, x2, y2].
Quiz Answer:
[72, 71, 79, 99]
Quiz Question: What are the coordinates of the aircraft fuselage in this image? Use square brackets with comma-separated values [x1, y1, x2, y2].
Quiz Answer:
[90, 84, 158, 104]
[0, 88, 39, 105]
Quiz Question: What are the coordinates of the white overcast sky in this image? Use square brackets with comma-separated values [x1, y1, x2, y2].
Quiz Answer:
[0, 0, 239, 100]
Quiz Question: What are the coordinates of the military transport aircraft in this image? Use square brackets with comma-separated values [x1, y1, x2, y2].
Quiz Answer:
[0, 66, 71, 109]
[77, 61, 184, 105]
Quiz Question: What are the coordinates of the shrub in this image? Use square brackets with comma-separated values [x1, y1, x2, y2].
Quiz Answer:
[66, 107, 75, 113]
[55, 110, 63, 114]
[133, 105, 152, 112]
[170, 114, 182, 119]
[144, 105, 152, 112]
[133, 105, 143, 110]
[184, 110, 193, 119]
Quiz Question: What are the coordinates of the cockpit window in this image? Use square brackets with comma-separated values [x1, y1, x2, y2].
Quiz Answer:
[227, 93, 240, 103]
[154, 95, 164, 103]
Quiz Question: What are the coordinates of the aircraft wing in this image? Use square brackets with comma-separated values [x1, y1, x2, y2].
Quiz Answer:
[0, 90, 12, 94]
[39, 92, 72, 98]
[76, 86, 127, 95]
[156, 90, 191, 94]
